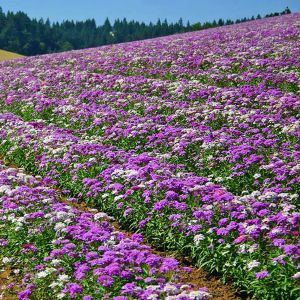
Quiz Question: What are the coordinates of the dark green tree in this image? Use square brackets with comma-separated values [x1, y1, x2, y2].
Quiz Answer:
[0, 6, 290, 56]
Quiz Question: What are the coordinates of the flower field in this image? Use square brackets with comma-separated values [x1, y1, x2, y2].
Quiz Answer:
[0, 13, 299, 299]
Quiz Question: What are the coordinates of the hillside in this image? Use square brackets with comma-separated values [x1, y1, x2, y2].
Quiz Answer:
[0, 49, 23, 61]
[0, 13, 299, 300]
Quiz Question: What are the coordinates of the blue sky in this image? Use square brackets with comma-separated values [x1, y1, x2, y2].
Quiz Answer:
[1, 0, 299, 25]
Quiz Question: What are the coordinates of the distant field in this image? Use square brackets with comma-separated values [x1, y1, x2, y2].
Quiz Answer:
[0, 49, 23, 61]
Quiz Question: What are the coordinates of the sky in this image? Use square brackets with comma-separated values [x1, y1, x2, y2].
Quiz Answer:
[1, 0, 299, 25]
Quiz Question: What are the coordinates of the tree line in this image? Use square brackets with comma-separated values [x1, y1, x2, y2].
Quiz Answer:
[0, 6, 291, 56]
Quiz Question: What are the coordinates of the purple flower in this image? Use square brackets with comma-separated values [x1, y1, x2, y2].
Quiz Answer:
[18, 289, 32, 300]
[218, 218, 229, 226]
[123, 208, 134, 217]
[34, 264, 45, 271]
[105, 263, 121, 276]
[273, 239, 285, 247]
[166, 190, 178, 200]
[97, 275, 114, 287]
[182, 266, 193, 273]
[22, 244, 38, 253]
[0, 239, 8, 247]
[188, 224, 202, 233]
[256, 271, 270, 279]
[121, 282, 138, 295]
[272, 255, 286, 265]
[75, 263, 90, 280]
[138, 217, 151, 228]
[18, 284, 35, 300]
[282, 244, 297, 255]
[120, 270, 132, 279]
[66, 283, 83, 298]
[216, 227, 229, 236]
[159, 258, 179, 273]
[153, 199, 168, 211]
[131, 233, 144, 243]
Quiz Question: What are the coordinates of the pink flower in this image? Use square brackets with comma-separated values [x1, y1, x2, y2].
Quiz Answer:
[233, 235, 248, 244]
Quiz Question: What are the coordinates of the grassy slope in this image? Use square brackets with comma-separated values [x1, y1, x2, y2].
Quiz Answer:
[0, 49, 24, 61]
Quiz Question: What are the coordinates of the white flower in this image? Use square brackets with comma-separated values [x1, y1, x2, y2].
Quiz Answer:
[146, 294, 159, 300]
[56, 211, 74, 220]
[54, 222, 66, 232]
[2, 257, 13, 264]
[187, 290, 211, 299]
[36, 271, 48, 278]
[58, 274, 70, 282]
[194, 234, 205, 246]
[14, 224, 23, 231]
[36, 267, 55, 279]
[248, 244, 258, 253]
[50, 259, 62, 266]
[292, 272, 300, 280]
[245, 225, 258, 234]
[238, 244, 247, 254]
[49, 281, 61, 289]
[146, 285, 160, 291]
[114, 195, 123, 201]
[163, 283, 178, 293]
[42, 198, 52, 204]
[165, 296, 176, 300]
[57, 292, 66, 299]
[247, 260, 260, 270]
[7, 215, 16, 221]
[251, 190, 261, 197]
[0, 185, 11, 194]
[94, 212, 109, 220]
[180, 284, 190, 291]
[215, 177, 224, 183]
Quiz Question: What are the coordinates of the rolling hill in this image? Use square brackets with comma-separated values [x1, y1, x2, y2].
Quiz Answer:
[0, 49, 24, 61]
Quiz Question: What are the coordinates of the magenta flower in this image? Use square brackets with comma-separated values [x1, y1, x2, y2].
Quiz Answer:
[233, 235, 248, 244]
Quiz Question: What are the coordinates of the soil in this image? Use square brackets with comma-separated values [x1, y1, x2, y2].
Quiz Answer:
[0, 266, 19, 300]
[178, 268, 245, 300]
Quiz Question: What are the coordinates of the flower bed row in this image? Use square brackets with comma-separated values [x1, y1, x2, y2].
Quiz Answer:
[0, 160, 211, 299]
[2, 81, 299, 197]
